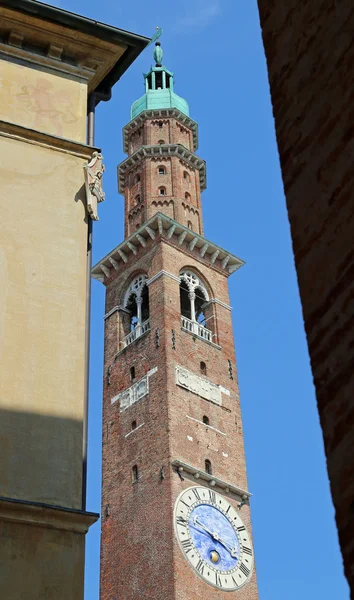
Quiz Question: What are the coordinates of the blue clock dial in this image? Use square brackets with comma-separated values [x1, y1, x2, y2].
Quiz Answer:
[174, 486, 253, 591]
[189, 504, 239, 571]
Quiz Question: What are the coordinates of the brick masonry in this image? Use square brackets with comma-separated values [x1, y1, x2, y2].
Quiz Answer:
[99, 113, 259, 599]
[257, 2, 354, 594]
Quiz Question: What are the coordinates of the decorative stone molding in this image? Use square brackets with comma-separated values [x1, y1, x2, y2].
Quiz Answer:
[0, 496, 98, 534]
[146, 270, 181, 286]
[103, 305, 130, 320]
[171, 460, 251, 504]
[84, 152, 105, 221]
[123, 108, 199, 153]
[123, 274, 148, 307]
[91, 212, 244, 282]
[175, 365, 230, 407]
[118, 144, 206, 193]
[111, 367, 158, 411]
[0, 119, 98, 159]
[203, 298, 232, 311]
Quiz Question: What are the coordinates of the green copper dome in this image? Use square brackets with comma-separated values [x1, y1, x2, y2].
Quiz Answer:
[131, 41, 189, 120]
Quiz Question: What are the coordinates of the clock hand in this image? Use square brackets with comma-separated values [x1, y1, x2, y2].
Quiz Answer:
[193, 518, 238, 558]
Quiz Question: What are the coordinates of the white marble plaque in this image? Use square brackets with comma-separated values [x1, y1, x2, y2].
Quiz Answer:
[111, 367, 157, 412]
[175, 365, 223, 406]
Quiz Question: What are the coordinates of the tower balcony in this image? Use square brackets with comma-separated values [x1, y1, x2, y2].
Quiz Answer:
[181, 315, 212, 343]
[123, 318, 150, 347]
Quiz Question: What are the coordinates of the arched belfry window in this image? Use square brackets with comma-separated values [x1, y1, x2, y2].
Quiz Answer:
[123, 275, 150, 347]
[179, 270, 212, 342]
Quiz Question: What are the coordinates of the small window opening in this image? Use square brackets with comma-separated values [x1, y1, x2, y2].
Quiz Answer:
[159, 121, 163, 128]
[159, 187, 166, 196]
[185, 192, 191, 201]
[200, 361, 207, 375]
[135, 174, 140, 184]
[205, 459, 212, 475]
[155, 72, 163, 89]
[136, 223, 140, 229]
[183, 170, 190, 181]
[131, 420, 137, 431]
[158, 166, 166, 175]
[147, 74, 152, 89]
[158, 139, 165, 145]
[132, 464, 139, 483]
[130, 366, 135, 380]
[187, 221, 193, 230]
[203, 415, 210, 426]
[135, 194, 141, 204]
[166, 74, 171, 88]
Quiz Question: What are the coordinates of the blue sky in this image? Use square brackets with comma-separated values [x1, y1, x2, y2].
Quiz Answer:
[46, 1, 349, 598]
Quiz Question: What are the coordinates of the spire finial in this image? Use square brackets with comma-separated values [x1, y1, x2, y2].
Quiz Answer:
[153, 30, 163, 67]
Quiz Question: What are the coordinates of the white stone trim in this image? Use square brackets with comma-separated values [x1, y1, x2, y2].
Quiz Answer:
[146, 270, 180, 286]
[104, 305, 130, 320]
[175, 365, 230, 406]
[203, 298, 232, 311]
[186, 415, 226, 436]
[171, 459, 251, 502]
[125, 423, 145, 438]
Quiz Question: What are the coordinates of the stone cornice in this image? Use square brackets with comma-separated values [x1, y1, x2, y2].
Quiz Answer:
[0, 119, 99, 159]
[0, 496, 99, 534]
[122, 108, 199, 153]
[91, 212, 245, 283]
[171, 460, 251, 504]
[0, 3, 149, 97]
[117, 144, 206, 192]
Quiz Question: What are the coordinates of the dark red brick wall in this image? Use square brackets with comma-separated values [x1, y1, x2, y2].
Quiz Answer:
[123, 116, 203, 237]
[257, 1, 354, 593]
[100, 238, 258, 600]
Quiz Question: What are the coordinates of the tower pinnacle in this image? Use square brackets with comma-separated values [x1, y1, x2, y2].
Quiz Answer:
[130, 38, 189, 119]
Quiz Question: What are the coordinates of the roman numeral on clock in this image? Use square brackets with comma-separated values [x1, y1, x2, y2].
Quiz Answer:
[176, 516, 187, 527]
[237, 525, 246, 532]
[181, 539, 193, 554]
[192, 488, 201, 501]
[242, 546, 252, 555]
[239, 563, 250, 577]
[209, 490, 216, 503]
[196, 559, 204, 575]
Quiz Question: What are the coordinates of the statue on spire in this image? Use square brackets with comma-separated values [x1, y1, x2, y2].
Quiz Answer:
[154, 41, 163, 67]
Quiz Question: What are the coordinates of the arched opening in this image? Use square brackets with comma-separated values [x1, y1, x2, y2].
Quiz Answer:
[134, 174, 140, 184]
[135, 194, 141, 204]
[183, 170, 190, 181]
[123, 275, 150, 347]
[203, 415, 210, 425]
[200, 361, 207, 376]
[185, 192, 191, 202]
[158, 166, 166, 175]
[131, 420, 137, 431]
[205, 459, 212, 475]
[158, 139, 165, 145]
[179, 270, 211, 341]
[158, 121, 163, 128]
[132, 464, 139, 483]
[159, 186, 166, 196]
[187, 220, 193, 230]
[130, 366, 135, 380]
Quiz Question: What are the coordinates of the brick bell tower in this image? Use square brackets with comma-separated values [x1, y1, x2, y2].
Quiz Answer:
[93, 40, 260, 600]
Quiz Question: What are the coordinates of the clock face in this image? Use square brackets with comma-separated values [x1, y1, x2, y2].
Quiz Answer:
[174, 486, 253, 591]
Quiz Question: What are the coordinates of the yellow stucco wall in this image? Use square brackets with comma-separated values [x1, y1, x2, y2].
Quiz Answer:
[0, 135, 88, 508]
[0, 59, 87, 143]
[0, 520, 86, 599]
